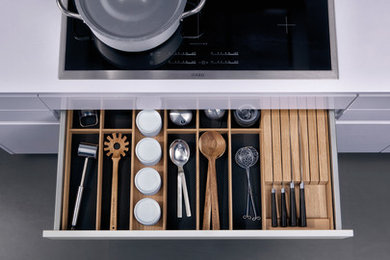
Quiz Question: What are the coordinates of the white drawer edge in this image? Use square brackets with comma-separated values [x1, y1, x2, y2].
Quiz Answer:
[328, 110, 342, 230]
[53, 111, 67, 230]
[42, 230, 354, 240]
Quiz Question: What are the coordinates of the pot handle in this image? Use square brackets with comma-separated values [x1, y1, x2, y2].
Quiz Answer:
[56, 0, 83, 20]
[181, 0, 206, 19]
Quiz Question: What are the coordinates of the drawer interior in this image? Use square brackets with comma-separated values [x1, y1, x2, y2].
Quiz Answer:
[59, 110, 335, 232]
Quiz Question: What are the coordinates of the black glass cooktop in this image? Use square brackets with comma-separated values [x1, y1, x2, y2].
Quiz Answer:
[61, 0, 336, 79]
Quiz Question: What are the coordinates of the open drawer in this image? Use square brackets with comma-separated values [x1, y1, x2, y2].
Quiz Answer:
[43, 110, 353, 239]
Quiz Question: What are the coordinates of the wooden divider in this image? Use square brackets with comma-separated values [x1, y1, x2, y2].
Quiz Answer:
[130, 110, 166, 230]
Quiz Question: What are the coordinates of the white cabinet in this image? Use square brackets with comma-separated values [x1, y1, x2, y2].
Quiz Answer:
[0, 123, 59, 154]
[0, 94, 48, 110]
[336, 122, 390, 153]
[348, 95, 390, 110]
[339, 110, 390, 121]
[0, 111, 57, 122]
[381, 145, 390, 153]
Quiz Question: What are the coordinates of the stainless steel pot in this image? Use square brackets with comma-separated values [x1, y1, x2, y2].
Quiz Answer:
[56, 0, 206, 52]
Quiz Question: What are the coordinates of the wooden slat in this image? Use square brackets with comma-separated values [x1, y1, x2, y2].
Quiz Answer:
[266, 218, 330, 230]
[307, 110, 319, 184]
[162, 111, 168, 230]
[227, 110, 233, 230]
[166, 129, 197, 134]
[199, 128, 229, 133]
[325, 112, 335, 229]
[95, 110, 105, 230]
[61, 111, 73, 230]
[230, 128, 262, 134]
[196, 110, 200, 230]
[102, 129, 132, 134]
[289, 110, 301, 183]
[317, 110, 330, 184]
[298, 110, 310, 183]
[260, 111, 267, 230]
[70, 129, 100, 134]
[261, 111, 273, 184]
[280, 110, 291, 183]
[129, 111, 136, 230]
[271, 110, 283, 184]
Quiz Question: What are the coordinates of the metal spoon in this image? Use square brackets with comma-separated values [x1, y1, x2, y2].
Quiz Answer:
[169, 139, 191, 218]
[235, 146, 260, 221]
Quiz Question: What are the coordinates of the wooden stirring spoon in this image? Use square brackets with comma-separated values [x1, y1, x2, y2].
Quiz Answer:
[199, 131, 226, 230]
[104, 133, 129, 231]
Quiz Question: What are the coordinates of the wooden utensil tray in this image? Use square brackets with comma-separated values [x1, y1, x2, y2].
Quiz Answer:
[60, 109, 334, 231]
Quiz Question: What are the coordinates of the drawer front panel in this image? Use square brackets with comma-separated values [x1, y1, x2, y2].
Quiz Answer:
[0, 111, 58, 122]
[0, 95, 48, 110]
[39, 94, 356, 110]
[44, 110, 353, 239]
[339, 109, 390, 121]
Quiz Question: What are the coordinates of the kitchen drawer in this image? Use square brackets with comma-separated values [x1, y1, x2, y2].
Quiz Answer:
[0, 122, 59, 154]
[338, 109, 390, 121]
[0, 110, 58, 122]
[336, 122, 390, 153]
[43, 110, 353, 239]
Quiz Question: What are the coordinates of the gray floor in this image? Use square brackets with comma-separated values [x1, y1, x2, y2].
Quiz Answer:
[0, 150, 389, 260]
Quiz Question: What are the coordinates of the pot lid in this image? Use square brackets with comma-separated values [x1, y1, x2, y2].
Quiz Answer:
[75, 0, 186, 40]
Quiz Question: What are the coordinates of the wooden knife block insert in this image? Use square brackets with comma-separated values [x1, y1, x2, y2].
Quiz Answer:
[60, 109, 334, 231]
[261, 110, 334, 230]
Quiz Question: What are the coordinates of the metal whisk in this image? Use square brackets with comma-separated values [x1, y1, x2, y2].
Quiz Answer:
[235, 146, 260, 221]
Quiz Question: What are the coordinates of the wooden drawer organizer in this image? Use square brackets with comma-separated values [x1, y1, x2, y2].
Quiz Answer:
[261, 110, 334, 230]
[60, 109, 334, 231]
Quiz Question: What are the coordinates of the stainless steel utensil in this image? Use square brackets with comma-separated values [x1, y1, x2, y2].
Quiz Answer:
[234, 106, 260, 127]
[57, 0, 206, 52]
[169, 110, 193, 126]
[169, 139, 191, 218]
[79, 110, 98, 128]
[235, 146, 260, 221]
[71, 143, 98, 230]
[204, 109, 226, 120]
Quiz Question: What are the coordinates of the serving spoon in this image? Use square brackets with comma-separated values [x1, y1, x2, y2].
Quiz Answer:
[199, 131, 226, 230]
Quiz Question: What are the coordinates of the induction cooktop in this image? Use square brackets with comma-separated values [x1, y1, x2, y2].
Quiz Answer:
[59, 0, 338, 79]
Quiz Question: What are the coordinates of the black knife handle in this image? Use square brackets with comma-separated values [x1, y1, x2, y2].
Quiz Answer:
[280, 188, 288, 227]
[271, 189, 278, 227]
[289, 183, 297, 227]
[299, 182, 307, 227]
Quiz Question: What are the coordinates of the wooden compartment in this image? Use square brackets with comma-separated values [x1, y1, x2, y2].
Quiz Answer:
[61, 110, 133, 231]
[260, 110, 334, 230]
[129, 110, 167, 230]
[59, 109, 334, 233]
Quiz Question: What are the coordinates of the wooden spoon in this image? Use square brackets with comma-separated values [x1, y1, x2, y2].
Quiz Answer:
[104, 133, 129, 230]
[199, 131, 226, 230]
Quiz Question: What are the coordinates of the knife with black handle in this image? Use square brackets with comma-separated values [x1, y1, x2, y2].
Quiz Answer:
[271, 188, 278, 227]
[299, 182, 307, 227]
[289, 182, 297, 227]
[280, 188, 288, 227]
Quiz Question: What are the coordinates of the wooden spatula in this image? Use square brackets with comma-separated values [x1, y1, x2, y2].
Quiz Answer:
[104, 133, 129, 231]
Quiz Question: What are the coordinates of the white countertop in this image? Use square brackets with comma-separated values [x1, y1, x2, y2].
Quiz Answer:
[1, 0, 389, 94]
